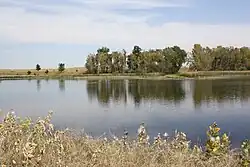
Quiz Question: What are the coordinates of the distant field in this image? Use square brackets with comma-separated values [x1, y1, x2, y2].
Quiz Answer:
[1, 67, 250, 80]
[0, 67, 88, 76]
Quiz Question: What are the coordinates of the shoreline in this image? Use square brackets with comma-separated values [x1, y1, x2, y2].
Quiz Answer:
[1, 71, 250, 80]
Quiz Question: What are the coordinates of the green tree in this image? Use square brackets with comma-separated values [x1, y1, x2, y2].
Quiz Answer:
[127, 54, 133, 72]
[132, 45, 142, 72]
[127, 45, 142, 72]
[190, 44, 213, 71]
[36, 64, 41, 71]
[162, 46, 187, 73]
[58, 63, 65, 73]
[189, 44, 250, 71]
[96, 47, 110, 73]
[85, 54, 97, 74]
[171, 46, 187, 73]
[97, 47, 110, 54]
[111, 51, 126, 73]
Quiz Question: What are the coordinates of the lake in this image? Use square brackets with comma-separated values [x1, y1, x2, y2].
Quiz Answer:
[0, 78, 250, 147]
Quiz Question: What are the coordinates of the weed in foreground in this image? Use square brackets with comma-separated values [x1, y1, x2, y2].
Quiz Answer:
[0, 112, 247, 167]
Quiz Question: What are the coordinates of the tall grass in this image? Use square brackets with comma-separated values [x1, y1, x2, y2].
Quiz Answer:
[0, 112, 249, 167]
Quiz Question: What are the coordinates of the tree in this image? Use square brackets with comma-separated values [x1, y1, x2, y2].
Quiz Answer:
[58, 63, 65, 72]
[85, 54, 97, 74]
[96, 47, 111, 73]
[171, 46, 187, 73]
[36, 64, 41, 71]
[111, 51, 125, 73]
[132, 45, 142, 72]
[162, 46, 187, 73]
[189, 44, 250, 71]
[84, 44, 250, 74]
[127, 54, 133, 72]
[127, 45, 142, 72]
[97, 47, 110, 54]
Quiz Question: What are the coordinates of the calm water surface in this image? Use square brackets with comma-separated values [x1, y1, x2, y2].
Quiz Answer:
[0, 78, 250, 147]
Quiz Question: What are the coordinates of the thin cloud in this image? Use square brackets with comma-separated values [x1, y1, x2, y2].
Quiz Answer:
[0, 0, 249, 52]
[76, 0, 189, 9]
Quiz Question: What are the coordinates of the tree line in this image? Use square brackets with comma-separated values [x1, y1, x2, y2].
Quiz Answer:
[189, 44, 250, 71]
[85, 45, 187, 74]
[85, 44, 250, 74]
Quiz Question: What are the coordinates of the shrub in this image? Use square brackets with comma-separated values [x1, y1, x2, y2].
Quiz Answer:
[205, 122, 230, 156]
[27, 71, 31, 75]
[45, 70, 49, 74]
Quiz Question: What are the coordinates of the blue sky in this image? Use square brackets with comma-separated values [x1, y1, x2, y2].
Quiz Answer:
[0, 0, 250, 69]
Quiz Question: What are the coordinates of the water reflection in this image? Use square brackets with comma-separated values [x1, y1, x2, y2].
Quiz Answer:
[86, 78, 250, 107]
[86, 80, 186, 106]
[36, 80, 41, 91]
[128, 80, 185, 106]
[192, 78, 250, 107]
[86, 80, 127, 106]
[58, 79, 65, 92]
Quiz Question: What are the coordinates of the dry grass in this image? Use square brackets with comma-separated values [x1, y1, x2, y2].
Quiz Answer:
[0, 67, 88, 76]
[0, 112, 248, 167]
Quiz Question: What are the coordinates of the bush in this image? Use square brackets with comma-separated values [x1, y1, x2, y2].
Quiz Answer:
[27, 71, 31, 75]
[45, 70, 49, 74]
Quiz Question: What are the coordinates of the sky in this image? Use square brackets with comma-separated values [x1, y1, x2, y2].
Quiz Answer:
[0, 0, 250, 69]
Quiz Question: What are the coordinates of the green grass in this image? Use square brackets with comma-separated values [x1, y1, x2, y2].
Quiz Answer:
[0, 111, 249, 167]
[179, 71, 250, 78]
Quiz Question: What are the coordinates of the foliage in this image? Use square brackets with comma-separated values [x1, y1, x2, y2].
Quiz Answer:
[189, 44, 250, 71]
[0, 112, 247, 166]
[27, 71, 31, 75]
[58, 63, 65, 73]
[85, 45, 187, 74]
[45, 69, 49, 74]
[205, 122, 230, 156]
[85, 44, 250, 74]
[36, 64, 41, 71]
[241, 139, 250, 166]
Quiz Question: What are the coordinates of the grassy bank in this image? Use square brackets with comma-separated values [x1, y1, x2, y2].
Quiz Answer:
[0, 112, 249, 167]
[0, 69, 187, 80]
[1, 68, 250, 80]
[179, 71, 250, 78]
[0, 73, 184, 80]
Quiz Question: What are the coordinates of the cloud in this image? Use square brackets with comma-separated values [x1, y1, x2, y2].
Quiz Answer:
[75, 0, 189, 9]
[0, 0, 250, 52]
